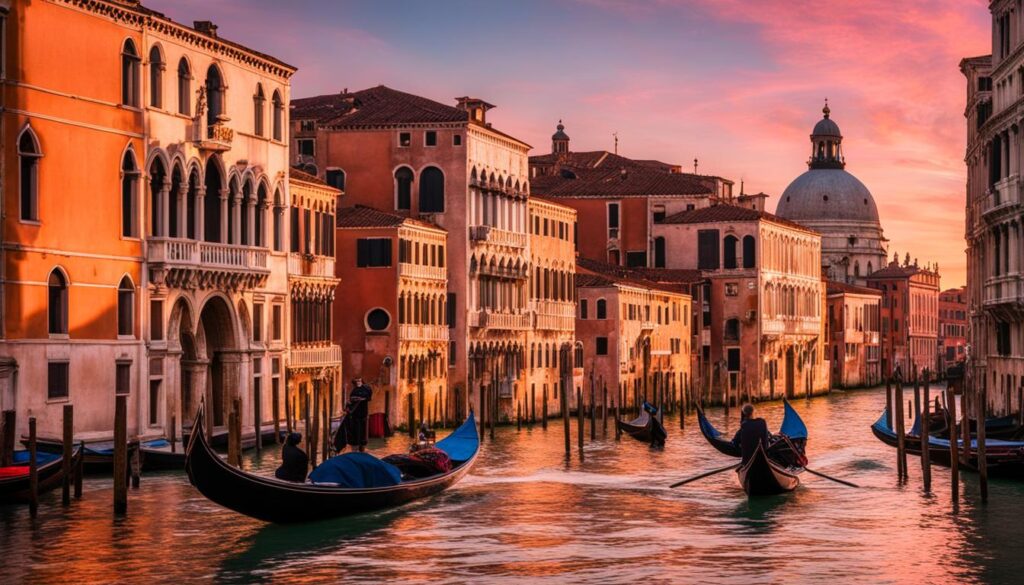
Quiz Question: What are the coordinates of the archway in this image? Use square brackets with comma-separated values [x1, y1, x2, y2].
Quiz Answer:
[199, 296, 237, 427]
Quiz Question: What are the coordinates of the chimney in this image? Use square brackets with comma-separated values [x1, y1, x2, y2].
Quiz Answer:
[620, 167, 628, 180]
[194, 21, 219, 37]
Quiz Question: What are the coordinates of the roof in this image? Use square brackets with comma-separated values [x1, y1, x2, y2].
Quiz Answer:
[576, 257, 694, 295]
[336, 205, 444, 231]
[530, 150, 680, 173]
[293, 85, 469, 128]
[531, 166, 712, 198]
[289, 167, 335, 189]
[575, 273, 616, 288]
[777, 168, 879, 224]
[866, 263, 938, 279]
[826, 280, 882, 297]
[659, 204, 817, 234]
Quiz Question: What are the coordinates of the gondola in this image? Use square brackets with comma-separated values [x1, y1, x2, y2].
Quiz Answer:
[27, 438, 139, 473]
[696, 400, 809, 468]
[185, 404, 480, 523]
[616, 404, 667, 446]
[139, 439, 187, 471]
[0, 446, 83, 504]
[737, 443, 800, 496]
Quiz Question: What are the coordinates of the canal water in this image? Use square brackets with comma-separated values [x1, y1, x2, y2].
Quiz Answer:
[2, 385, 1024, 584]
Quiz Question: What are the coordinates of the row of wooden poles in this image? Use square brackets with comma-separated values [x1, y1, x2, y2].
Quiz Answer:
[886, 369, 994, 506]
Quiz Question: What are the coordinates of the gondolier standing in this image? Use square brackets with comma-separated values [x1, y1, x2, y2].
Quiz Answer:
[731, 404, 770, 464]
[343, 377, 373, 453]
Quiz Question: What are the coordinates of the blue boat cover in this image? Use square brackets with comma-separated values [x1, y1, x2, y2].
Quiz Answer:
[780, 400, 808, 440]
[436, 412, 479, 463]
[12, 450, 59, 465]
[142, 439, 170, 449]
[309, 452, 402, 488]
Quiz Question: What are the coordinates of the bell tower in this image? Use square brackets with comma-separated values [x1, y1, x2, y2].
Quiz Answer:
[552, 120, 570, 155]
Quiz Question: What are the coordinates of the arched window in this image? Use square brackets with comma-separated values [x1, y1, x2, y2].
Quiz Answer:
[394, 167, 413, 210]
[205, 65, 225, 128]
[273, 188, 284, 251]
[419, 166, 444, 213]
[654, 237, 666, 268]
[724, 235, 739, 269]
[204, 158, 223, 242]
[117, 276, 134, 337]
[272, 90, 283, 141]
[256, 183, 268, 247]
[48, 269, 68, 335]
[596, 299, 607, 319]
[742, 235, 756, 269]
[18, 128, 41, 221]
[854, 261, 861, 278]
[148, 157, 166, 236]
[121, 39, 140, 107]
[253, 84, 265, 137]
[177, 58, 191, 115]
[148, 46, 163, 108]
[121, 149, 139, 237]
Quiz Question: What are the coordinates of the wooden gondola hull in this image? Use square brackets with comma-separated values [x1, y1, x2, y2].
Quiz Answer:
[737, 446, 800, 497]
[616, 408, 666, 445]
[140, 442, 187, 471]
[0, 447, 82, 504]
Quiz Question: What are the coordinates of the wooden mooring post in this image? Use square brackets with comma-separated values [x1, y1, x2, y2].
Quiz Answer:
[562, 382, 570, 456]
[2, 410, 15, 468]
[576, 388, 584, 460]
[542, 386, 548, 430]
[517, 402, 522, 432]
[978, 378, 988, 503]
[602, 382, 608, 437]
[589, 377, 596, 442]
[921, 370, 931, 492]
[113, 395, 127, 515]
[28, 417, 38, 518]
[946, 385, 959, 508]
[228, 398, 242, 468]
[894, 378, 907, 481]
[62, 404, 73, 506]
[614, 396, 621, 440]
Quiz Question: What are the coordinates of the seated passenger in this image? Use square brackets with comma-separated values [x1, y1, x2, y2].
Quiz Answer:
[274, 432, 309, 482]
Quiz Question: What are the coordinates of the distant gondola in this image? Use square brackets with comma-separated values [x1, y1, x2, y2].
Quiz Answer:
[185, 405, 480, 523]
[27, 438, 139, 473]
[616, 404, 667, 446]
[0, 446, 83, 504]
[737, 443, 800, 496]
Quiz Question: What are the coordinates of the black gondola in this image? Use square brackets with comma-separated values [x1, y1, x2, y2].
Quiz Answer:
[185, 405, 480, 523]
[139, 439, 187, 471]
[0, 446, 83, 504]
[616, 404, 667, 446]
[737, 443, 800, 496]
[26, 437, 138, 473]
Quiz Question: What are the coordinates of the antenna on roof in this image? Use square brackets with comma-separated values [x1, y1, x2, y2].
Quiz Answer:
[693, 158, 699, 174]
[740, 179, 744, 196]
[613, 131, 618, 155]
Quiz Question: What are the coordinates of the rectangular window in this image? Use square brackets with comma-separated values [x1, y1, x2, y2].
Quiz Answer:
[253, 302, 263, 341]
[272, 304, 283, 340]
[47, 361, 69, 400]
[626, 251, 646, 268]
[596, 337, 609, 355]
[356, 238, 393, 267]
[425, 131, 437, 146]
[290, 207, 300, 252]
[149, 380, 160, 425]
[725, 283, 738, 297]
[449, 341, 457, 366]
[297, 139, 315, 156]
[326, 169, 345, 191]
[697, 229, 720, 269]
[580, 299, 588, 319]
[299, 120, 316, 132]
[453, 134, 462, 146]
[150, 300, 164, 340]
[607, 203, 620, 238]
[399, 132, 411, 147]
[116, 362, 131, 396]
[652, 205, 666, 222]
[447, 292, 456, 328]
[727, 348, 741, 371]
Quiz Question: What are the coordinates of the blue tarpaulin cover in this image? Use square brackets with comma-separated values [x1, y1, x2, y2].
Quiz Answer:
[436, 412, 479, 463]
[309, 452, 403, 488]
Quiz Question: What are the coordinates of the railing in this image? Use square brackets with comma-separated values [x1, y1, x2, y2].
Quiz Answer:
[468, 310, 532, 330]
[530, 300, 576, 331]
[762, 317, 821, 336]
[983, 274, 1023, 307]
[982, 175, 1020, 217]
[399, 262, 447, 281]
[191, 118, 233, 151]
[288, 254, 336, 278]
[289, 344, 342, 369]
[148, 238, 269, 271]
[469, 225, 527, 248]
[398, 324, 449, 341]
[640, 320, 655, 331]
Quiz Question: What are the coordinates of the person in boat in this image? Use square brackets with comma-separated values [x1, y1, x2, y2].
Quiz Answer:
[731, 403, 770, 464]
[274, 432, 309, 482]
[342, 377, 373, 453]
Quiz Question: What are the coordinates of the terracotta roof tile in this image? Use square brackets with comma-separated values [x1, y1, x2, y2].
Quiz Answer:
[659, 205, 817, 234]
[576, 258, 693, 295]
[531, 166, 712, 198]
[336, 205, 445, 231]
[826, 280, 882, 296]
[292, 85, 468, 127]
[289, 167, 334, 189]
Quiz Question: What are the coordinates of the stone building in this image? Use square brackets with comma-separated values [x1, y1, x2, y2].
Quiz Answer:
[776, 104, 888, 285]
[0, 0, 295, 440]
[292, 86, 533, 422]
[826, 281, 882, 388]
[334, 206, 449, 429]
[653, 205, 829, 400]
[865, 256, 940, 379]
[939, 286, 967, 375]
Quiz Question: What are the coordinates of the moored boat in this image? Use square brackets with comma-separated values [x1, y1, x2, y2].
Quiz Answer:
[616, 404, 667, 446]
[0, 446, 83, 504]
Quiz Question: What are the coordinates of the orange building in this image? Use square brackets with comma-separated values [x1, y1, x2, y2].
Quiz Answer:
[826, 281, 882, 388]
[0, 1, 295, 441]
[938, 286, 967, 375]
[866, 255, 941, 379]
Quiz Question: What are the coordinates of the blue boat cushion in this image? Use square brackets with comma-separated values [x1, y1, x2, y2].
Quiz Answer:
[309, 452, 402, 488]
[12, 450, 60, 465]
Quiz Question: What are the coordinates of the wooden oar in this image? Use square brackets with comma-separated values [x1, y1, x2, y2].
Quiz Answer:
[670, 463, 739, 488]
[804, 467, 859, 488]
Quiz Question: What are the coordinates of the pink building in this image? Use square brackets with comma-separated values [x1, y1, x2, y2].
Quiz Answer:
[826, 281, 882, 388]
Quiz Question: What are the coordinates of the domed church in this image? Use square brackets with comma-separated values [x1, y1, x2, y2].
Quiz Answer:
[775, 103, 888, 285]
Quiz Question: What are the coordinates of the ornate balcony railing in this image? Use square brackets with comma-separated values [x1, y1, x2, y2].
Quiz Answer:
[147, 238, 269, 289]
[468, 310, 532, 330]
[762, 317, 821, 336]
[530, 300, 575, 331]
[981, 175, 1020, 218]
[398, 324, 450, 342]
[983, 274, 1023, 309]
[191, 117, 233, 152]
[469, 225, 527, 248]
[288, 253, 336, 279]
[289, 344, 342, 370]
[399, 262, 447, 281]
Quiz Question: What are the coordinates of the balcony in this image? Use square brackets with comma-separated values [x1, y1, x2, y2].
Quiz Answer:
[531, 300, 575, 331]
[399, 324, 450, 342]
[147, 238, 269, 289]
[288, 253, 336, 279]
[640, 319, 656, 332]
[289, 344, 342, 371]
[981, 175, 1020, 219]
[399, 262, 447, 281]
[761, 317, 821, 337]
[983, 274, 1024, 317]
[472, 259, 529, 280]
[468, 310, 532, 330]
[192, 117, 234, 152]
[469, 225, 527, 249]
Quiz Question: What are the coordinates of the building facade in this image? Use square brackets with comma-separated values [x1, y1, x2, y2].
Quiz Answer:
[939, 286, 967, 375]
[0, 0, 295, 440]
[865, 256, 940, 380]
[827, 281, 882, 388]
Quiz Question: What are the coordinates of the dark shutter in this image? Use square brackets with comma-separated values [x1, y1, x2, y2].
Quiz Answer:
[356, 238, 369, 267]
[698, 229, 720, 269]
[447, 292, 456, 327]
[742, 236, 756, 268]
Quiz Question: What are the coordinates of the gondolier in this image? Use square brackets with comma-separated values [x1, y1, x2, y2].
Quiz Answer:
[343, 377, 373, 453]
[731, 404, 770, 464]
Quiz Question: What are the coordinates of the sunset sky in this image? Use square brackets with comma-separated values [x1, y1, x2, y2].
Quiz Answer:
[152, 0, 992, 288]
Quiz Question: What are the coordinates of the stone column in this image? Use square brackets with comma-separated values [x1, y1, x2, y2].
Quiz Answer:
[220, 188, 230, 244]
[231, 191, 242, 245]
[160, 179, 171, 237]
[245, 197, 256, 246]
[195, 187, 206, 242]
[177, 183, 189, 238]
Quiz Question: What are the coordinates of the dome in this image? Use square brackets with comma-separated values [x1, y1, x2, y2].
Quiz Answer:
[552, 121, 570, 141]
[776, 168, 880, 223]
[812, 117, 841, 137]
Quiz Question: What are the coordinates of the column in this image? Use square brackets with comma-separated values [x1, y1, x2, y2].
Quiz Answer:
[177, 183, 189, 238]
[219, 188, 229, 244]
[245, 197, 256, 246]
[159, 180, 171, 237]
[195, 187, 206, 243]
[231, 191, 242, 245]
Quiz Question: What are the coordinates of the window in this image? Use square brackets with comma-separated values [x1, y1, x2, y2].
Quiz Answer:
[326, 169, 346, 191]
[580, 299, 588, 319]
[725, 283, 738, 297]
[596, 337, 609, 356]
[150, 300, 163, 340]
[447, 292, 456, 327]
[297, 139, 315, 157]
[253, 84, 265, 136]
[724, 235, 738, 269]
[149, 380, 161, 425]
[48, 362, 69, 400]
[116, 362, 131, 396]
[607, 203, 620, 238]
[453, 134, 462, 146]
[290, 207, 300, 252]
[419, 167, 444, 213]
[205, 65, 225, 128]
[425, 131, 437, 146]
[596, 299, 607, 319]
[742, 236, 756, 269]
[399, 132, 411, 147]
[148, 46, 163, 108]
[253, 302, 263, 341]
[18, 128, 40, 221]
[272, 305, 282, 340]
[725, 318, 740, 343]
[727, 348, 740, 371]
[356, 238, 393, 267]
[654, 237, 666, 268]
[449, 341, 457, 366]
[395, 167, 413, 210]
[698, 229, 720, 269]
[273, 189, 284, 251]
[652, 205, 666, 223]
[177, 58, 191, 115]
[367, 308, 391, 331]
[272, 90, 283, 141]
[626, 251, 646, 268]
[117, 276, 134, 336]
[121, 39, 140, 107]
[48, 269, 68, 335]
[122, 149, 139, 237]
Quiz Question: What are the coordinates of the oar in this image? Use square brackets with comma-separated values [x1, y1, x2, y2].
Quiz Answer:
[804, 467, 859, 488]
[670, 463, 739, 488]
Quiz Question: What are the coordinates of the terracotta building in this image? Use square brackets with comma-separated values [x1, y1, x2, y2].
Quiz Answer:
[0, 1, 295, 441]
[865, 256, 940, 380]
[826, 281, 882, 388]
[335, 206, 449, 429]
[938, 286, 967, 375]
[653, 205, 829, 401]
[292, 86, 533, 422]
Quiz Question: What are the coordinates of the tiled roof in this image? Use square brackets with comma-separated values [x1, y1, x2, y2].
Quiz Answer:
[866, 263, 938, 279]
[289, 167, 334, 189]
[530, 150, 678, 173]
[826, 280, 882, 296]
[659, 205, 817, 234]
[531, 166, 712, 198]
[292, 85, 469, 127]
[336, 205, 444, 231]
[576, 257, 692, 295]
[576, 273, 616, 288]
